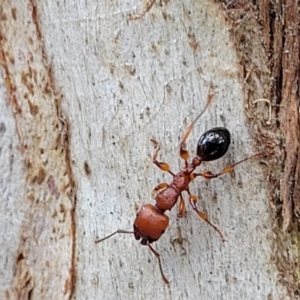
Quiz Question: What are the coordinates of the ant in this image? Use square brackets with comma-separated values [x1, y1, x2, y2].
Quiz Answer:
[95, 91, 261, 284]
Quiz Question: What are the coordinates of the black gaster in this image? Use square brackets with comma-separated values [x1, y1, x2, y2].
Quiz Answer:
[197, 127, 231, 161]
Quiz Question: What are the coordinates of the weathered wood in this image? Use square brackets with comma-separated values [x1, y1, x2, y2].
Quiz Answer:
[0, 1, 75, 299]
[1, 0, 298, 299]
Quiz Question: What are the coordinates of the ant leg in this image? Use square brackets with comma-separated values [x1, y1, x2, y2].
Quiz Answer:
[192, 153, 263, 180]
[187, 189, 225, 242]
[178, 193, 187, 218]
[147, 243, 169, 284]
[179, 142, 189, 167]
[128, 0, 156, 20]
[150, 139, 175, 176]
[151, 182, 168, 198]
[94, 230, 134, 243]
[179, 88, 214, 163]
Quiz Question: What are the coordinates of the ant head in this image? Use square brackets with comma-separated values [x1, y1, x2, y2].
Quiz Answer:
[133, 204, 169, 244]
[197, 127, 231, 161]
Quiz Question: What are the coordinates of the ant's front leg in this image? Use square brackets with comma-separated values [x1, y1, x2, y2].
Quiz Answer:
[192, 153, 262, 180]
[150, 139, 175, 176]
[151, 182, 168, 198]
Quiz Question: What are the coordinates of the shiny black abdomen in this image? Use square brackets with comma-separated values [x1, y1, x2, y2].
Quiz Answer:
[197, 127, 231, 161]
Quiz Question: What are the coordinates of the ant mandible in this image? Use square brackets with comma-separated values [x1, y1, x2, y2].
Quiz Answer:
[95, 91, 261, 284]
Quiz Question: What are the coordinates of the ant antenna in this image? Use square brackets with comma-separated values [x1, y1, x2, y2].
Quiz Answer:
[95, 230, 170, 284]
[147, 243, 170, 284]
[94, 230, 135, 243]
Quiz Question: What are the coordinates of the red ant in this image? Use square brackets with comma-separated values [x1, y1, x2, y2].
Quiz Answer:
[95, 91, 261, 284]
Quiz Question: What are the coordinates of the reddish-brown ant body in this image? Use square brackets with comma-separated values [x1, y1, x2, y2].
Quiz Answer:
[95, 92, 261, 284]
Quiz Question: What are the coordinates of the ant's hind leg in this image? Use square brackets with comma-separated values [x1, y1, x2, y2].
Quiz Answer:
[178, 193, 187, 218]
[179, 88, 214, 164]
[186, 189, 225, 242]
[192, 153, 263, 180]
[150, 139, 175, 176]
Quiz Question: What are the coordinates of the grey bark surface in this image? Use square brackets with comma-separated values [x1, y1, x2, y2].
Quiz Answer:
[0, 0, 291, 299]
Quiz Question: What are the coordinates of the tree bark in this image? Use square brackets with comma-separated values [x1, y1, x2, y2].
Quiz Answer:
[0, 0, 299, 299]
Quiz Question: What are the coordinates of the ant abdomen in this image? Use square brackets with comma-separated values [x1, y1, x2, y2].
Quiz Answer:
[197, 127, 231, 161]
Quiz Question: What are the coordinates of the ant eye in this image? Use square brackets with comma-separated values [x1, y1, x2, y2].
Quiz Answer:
[197, 127, 230, 161]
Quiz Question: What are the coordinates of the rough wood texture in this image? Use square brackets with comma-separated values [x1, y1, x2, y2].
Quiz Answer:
[223, 1, 300, 296]
[0, 1, 75, 299]
[277, 0, 300, 230]
[1, 0, 298, 299]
